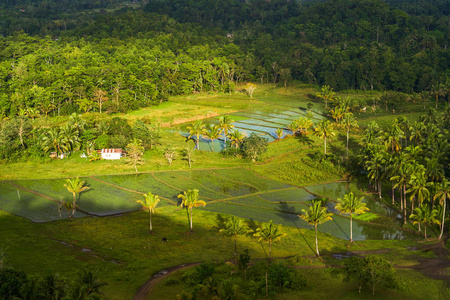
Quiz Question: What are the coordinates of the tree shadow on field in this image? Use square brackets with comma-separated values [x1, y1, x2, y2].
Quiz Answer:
[214, 214, 227, 230]
[245, 218, 259, 236]
[294, 134, 313, 146]
[292, 218, 316, 257]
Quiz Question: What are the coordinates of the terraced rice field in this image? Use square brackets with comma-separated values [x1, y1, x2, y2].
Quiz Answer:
[175, 101, 326, 151]
[0, 168, 417, 241]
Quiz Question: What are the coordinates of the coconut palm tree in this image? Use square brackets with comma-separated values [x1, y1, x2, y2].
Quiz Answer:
[384, 124, 403, 153]
[431, 83, 445, 109]
[253, 220, 285, 261]
[343, 112, 358, 157]
[407, 170, 431, 209]
[287, 119, 300, 136]
[366, 152, 386, 198]
[409, 205, 438, 238]
[60, 124, 81, 152]
[218, 116, 234, 149]
[275, 128, 283, 140]
[299, 200, 333, 257]
[391, 162, 413, 224]
[314, 119, 335, 155]
[205, 124, 221, 152]
[64, 178, 89, 217]
[41, 127, 66, 156]
[219, 216, 249, 257]
[298, 117, 313, 135]
[178, 189, 206, 232]
[336, 192, 369, 242]
[433, 180, 450, 240]
[409, 121, 426, 145]
[228, 129, 245, 149]
[187, 120, 206, 150]
[316, 85, 335, 109]
[137, 192, 160, 233]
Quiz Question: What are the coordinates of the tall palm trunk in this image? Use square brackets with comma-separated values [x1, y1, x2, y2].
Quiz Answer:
[149, 210, 152, 233]
[403, 185, 407, 225]
[346, 129, 349, 157]
[315, 223, 319, 257]
[71, 192, 76, 217]
[324, 136, 327, 155]
[350, 214, 353, 243]
[234, 236, 237, 257]
[391, 183, 395, 205]
[400, 186, 403, 210]
[190, 208, 193, 232]
[269, 239, 272, 261]
[439, 196, 446, 240]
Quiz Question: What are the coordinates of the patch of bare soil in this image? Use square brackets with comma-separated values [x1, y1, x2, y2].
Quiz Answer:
[133, 262, 201, 300]
[404, 241, 450, 284]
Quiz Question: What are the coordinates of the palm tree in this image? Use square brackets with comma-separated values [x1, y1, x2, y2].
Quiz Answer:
[329, 106, 345, 125]
[343, 112, 358, 157]
[205, 124, 221, 152]
[384, 124, 403, 153]
[409, 205, 438, 238]
[253, 220, 285, 261]
[228, 129, 245, 149]
[287, 119, 300, 136]
[137, 192, 160, 233]
[314, 119, 335, 155]
[409, 121, 426, 145]
[431, 83, 445, 109]
[187, 120, 206, 150]
[316, 85, 335, 109]
[219, 216, 249, 257]
[407, 170, 431, 209]
[218, 116, 234, 149]
[297, 117, 313, 135]
[433, 180, 450, 240]
[178, 189, 206, 232]
[41, 127, 65, 156]
[391, 162, 413, 224]
[60, 124, 81, 152]
[275, 128, 283, 140]
[366, 152, 385, 198]
[64, 178, 89, 217]
[336, 192, 369, 242]
[299, 200, 333, 257]
[71, 269, 107, 299]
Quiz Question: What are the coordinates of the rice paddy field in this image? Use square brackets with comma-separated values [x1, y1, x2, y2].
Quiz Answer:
[0, 167, 418, 242]
[2, 84, 447, 299]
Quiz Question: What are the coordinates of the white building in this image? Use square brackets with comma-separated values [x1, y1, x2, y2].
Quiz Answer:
[100, 148, 123, 160]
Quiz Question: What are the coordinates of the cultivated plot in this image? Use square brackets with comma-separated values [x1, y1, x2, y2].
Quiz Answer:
[0, 169, 417, 241]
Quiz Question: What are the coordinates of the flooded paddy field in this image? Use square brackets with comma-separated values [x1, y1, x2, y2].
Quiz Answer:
[0, 168, 418, 241]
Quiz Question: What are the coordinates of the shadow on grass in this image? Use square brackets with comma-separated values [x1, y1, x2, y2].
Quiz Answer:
[294, 134, 313, 146]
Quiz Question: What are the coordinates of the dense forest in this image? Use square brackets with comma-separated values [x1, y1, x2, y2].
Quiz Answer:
[0, 0, 449, 160]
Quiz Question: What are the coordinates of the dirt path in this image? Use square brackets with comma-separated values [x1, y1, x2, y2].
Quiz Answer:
[135, 246, 450, 299]
[133, 262, 201, 300]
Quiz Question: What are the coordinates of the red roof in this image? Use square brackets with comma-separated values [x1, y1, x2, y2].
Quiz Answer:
[101, 148, 122, 153]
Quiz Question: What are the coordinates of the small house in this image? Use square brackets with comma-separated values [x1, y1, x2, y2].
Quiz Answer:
[100, 148, 123, 160]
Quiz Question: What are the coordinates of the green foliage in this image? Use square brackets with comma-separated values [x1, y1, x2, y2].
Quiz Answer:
[343, 255, 397, 295]
[241, 133, 268, 161]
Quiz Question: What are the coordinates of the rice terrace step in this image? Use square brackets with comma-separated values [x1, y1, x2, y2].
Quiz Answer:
[0, 168, 416, 241]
